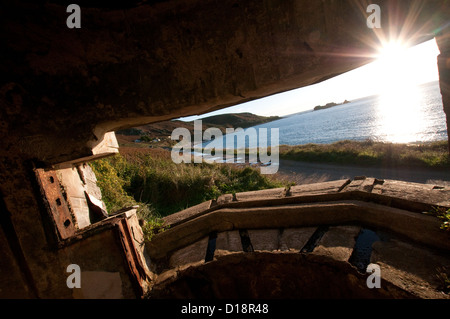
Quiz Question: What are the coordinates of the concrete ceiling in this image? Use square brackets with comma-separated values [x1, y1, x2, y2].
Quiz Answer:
[0, 0, 448, 165]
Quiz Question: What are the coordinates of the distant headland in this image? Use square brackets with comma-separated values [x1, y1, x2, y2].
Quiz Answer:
[115, 112, 281, 147]
[313, 100, 350, 111]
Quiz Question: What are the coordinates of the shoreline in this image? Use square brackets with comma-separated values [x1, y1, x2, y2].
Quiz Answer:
[118, 140, 450, 187]
[120, 139, 450, 168]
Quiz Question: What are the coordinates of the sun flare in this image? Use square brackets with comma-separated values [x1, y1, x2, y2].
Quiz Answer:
[376, 41, 408, 63]
[372, 39, 440, 143]
[372, 38, 440, 95]
[374, 40, 415, 94]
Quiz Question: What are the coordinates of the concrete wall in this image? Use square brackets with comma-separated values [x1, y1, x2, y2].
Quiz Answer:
[0, 0, 449, 298]
[146, 177, 450, 299]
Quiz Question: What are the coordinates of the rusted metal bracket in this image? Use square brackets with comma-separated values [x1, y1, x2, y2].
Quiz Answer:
[117, 218, 151, 297]
[35, 167, 151, 297]
[34, 168, 76, 240]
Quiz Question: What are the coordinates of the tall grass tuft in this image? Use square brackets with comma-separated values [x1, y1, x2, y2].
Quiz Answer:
[279, 140, 450, 168]
[90, 151, 286, 220]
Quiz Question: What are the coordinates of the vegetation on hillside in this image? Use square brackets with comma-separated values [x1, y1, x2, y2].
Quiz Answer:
[116, 112, 281, 146]
[313, 100, 350, 111]
[116, 112, 280, 148]
[279, 140, 450, 169]
[199, 112, 281, 129]
[91, 139, 449, 240]
[90, 148, 286, 223]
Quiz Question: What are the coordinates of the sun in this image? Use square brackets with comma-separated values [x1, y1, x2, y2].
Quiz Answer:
[376, 41, 408, 68]
[374, 40, 414, 94]
[372, 38, 440, 96]
[371, 39, 441, 143]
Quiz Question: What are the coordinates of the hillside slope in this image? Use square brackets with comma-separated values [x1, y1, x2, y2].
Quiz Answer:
[116, 112, 281, 146]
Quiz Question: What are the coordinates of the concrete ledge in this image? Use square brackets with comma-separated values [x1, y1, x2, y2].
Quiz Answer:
[146, 200, 449, 260]
[372, 179, 450, 206]
[289, 179, 350, 196]
[235, 187, 286, 201]
[157, 177, 450, 232]
[163, 200, 213, 226]
[144, 178, 450, 299]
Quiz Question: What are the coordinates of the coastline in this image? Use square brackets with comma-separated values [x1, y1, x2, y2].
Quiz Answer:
[119, 138, 450, 187]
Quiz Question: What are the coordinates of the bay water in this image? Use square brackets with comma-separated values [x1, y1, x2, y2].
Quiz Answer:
[252, 80, 447, 146]
[196, 80, 447, 165]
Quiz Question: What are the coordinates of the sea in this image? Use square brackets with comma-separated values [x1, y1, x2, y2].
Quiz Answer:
[253, 80, 447, 145]
[192, 80, 447, 165]
[192, 81, 447, 166]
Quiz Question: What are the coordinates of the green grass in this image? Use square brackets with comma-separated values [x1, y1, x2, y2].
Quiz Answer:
[424, 206, 450, 293]
[90, 151, 286, 220]
[279, 140, 450, 169]
[91, 140, 449, 240]
[426, 206, 450, 233]
[90, 150, 287, 240]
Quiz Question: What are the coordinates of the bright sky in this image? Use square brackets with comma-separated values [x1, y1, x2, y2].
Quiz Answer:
[178, 38, 440, 121]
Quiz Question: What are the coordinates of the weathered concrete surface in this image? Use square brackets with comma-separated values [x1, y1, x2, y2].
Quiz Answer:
[72, 271, 124, 299]
[313, 226, 361, 262]
[62, 230, 137, 299]
[148, 252, 417, 299]
[169, 237, 209, 269]
[1, 1, 448, 166]
[215, 230, 242, 254]
[248, 229, 281, 251]
[0, 0, 449, 299]
[145, 176, 450, 299]
[279, 227, 318, 252]
[289, 179, 351, 196]
[235, 188, 286, 201]
[163, 200, 213, 226]
[148, 223, 450, 299]
[147, 201, 449, 259]
[371, 239, 450, 299]
[371, 179, 450, 207]
[146, 176, 450, 260]
[0, 215, 34, 298]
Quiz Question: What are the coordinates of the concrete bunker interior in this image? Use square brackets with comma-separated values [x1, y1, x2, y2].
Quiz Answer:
[145, 178, 450, 299]
[1, 0, 450, 299]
